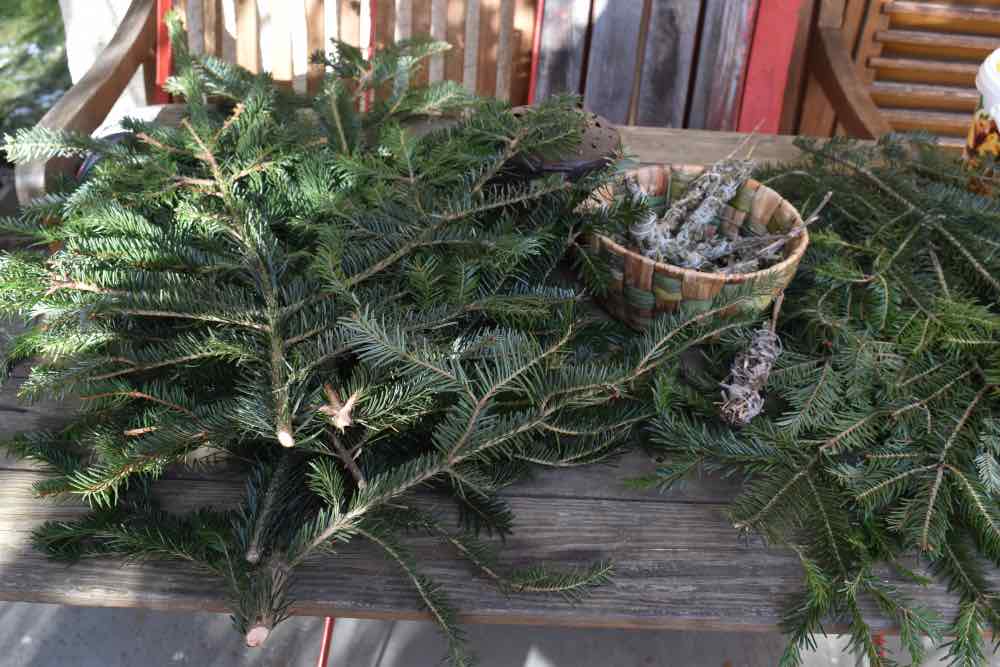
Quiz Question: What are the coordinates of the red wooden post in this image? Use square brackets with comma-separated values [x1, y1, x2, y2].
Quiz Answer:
[737, 0, 806, 133]
[152, 0, 174, 104]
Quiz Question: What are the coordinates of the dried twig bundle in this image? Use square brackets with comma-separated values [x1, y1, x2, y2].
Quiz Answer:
[719, 327, 782, 425]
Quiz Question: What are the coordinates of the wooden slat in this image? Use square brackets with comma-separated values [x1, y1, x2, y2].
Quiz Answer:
[534, 0, 590, 99]
[778, 0, 816, 133]
[883, 107, 970, 136]
[887, 1, 1000, 37]
[306, 0, 326, 95]
[429, 0, 447, 81]
[686, 0, 759, 131]
[463, 0, 482, 91]
[509, 0, 537, 105]
[339, 0, 361, 47]
[495, 0, 516, 99]
[581, 0, 645, 124]
[411, 0, 433, 88]
[271, 0, 295, 88]
[185, 0, 205, 55]
[476, 0, 501, 97]
[375, 0, 396, 51]
[870, 80, 978, 113]
[1, 461, 996, 630]
[635, 0, 701, 128]
[877, 28, 1000, 61]
[235, 0, 261, 73]
[444, 0, 468, 85]
[868, 56, 978, 87]
[201, 0, 223, 56]
[800, 0, 868, 138]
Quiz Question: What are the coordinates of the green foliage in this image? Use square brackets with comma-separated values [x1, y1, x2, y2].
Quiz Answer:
[644, 135, 1000, 666]
[0, 19, 748, 663]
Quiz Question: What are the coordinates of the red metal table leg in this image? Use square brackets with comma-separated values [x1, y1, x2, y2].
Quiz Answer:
[317, 616, 336, 667]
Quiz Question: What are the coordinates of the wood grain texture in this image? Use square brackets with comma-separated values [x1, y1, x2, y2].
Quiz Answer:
[686, 0, 759, 131]
[444, 0, 468, 85]
[778, 0, 816, 133]
[509, 0, 536, 105]
[202, 0, 224, 56]
[476, 0, 501, 96]
[235, 0, 262, 73]
[411, 0, 434, 88]
[534, 0, 590, 100]
[429, 0, 448, 81]
[463, 0, 481, 91]
[809, 25, 891, 138]
[495, 0, 516, 99]
[306, 0, 327, 95]
[581, 0, 645, 124]
[339, 0, 361, 47]
[0, 463, 994, 631]
[635, 0, 700, 129]
[270, 0, 295, 87]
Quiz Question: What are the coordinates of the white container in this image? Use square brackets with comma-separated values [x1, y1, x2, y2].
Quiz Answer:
[976, 48, 1000, 124]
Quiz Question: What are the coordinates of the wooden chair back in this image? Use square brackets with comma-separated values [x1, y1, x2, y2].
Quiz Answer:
[173, 0, 535, 102]
[799, 0, 1000, 147]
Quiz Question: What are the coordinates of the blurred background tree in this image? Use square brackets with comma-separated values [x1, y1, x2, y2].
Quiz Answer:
[0, 0, 70, 154]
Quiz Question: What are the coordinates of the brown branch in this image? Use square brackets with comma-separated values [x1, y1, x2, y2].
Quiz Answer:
[325, 428, 366, 490]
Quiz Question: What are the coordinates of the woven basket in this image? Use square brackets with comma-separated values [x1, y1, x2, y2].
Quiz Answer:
[586, 164, 808, 329]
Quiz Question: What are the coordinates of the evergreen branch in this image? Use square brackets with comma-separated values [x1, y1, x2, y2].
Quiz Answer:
[91, 351, 231, 382]
[920, 387, 988, 551]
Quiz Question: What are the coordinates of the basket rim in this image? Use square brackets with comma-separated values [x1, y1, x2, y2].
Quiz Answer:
[593, 175, 809, 285]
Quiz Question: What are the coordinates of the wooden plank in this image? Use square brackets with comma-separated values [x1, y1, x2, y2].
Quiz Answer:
[411, 0, 433, 88]
[0, 466, 996, 631]
[201, 0, 223, 56]
[476, 0, 501, 97]
[886, 1, 1000, 37]
[306, 0, 327, 95]
[738, 0, 807, 133]
[509, 0, 536, 105]
[868, 56, 978, 88]
[186, 0, 205, 55]
[876, 29, 999, 61]
[495, 0, 516, 100]
[581, 0, 645, 124]
[339, 0, 361, 48]
[534, 0, 590, 100]
[617, 126, 804, 165]
[805, 0, 868, 138]
[882, 108, 970, 136]
[444, 0, 468, 85]
[870, 80, 978, 113]
[235, 0, 261, 73]
[464, 0, 481, 92]
[686, 0, 759, 131]
[778, 0, 816, 133]
[635, 0, 701, 129]
[429, 0, 448, 81]
[270, 0, 295, 88]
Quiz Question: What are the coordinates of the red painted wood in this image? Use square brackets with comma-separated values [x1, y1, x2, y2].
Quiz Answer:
[527, 0, 546, 104]
[152, 0, 173, 104]
[737, 0, 805, 133]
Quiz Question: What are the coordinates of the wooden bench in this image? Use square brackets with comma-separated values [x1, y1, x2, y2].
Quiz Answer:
[1, 126, 993, 636]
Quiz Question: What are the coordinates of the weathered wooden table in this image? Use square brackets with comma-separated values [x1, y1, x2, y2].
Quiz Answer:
[0, 127, 984, 634]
